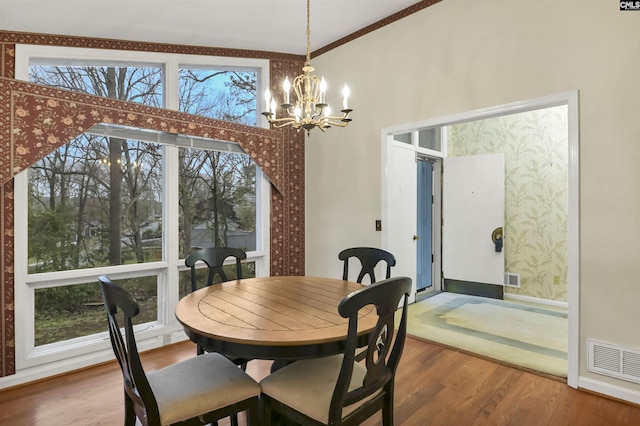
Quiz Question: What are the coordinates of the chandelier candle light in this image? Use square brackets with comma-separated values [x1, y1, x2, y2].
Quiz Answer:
[262, 0, 352, 135]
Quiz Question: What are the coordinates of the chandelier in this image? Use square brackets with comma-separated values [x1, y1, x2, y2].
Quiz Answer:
[262, 0, 352, 135]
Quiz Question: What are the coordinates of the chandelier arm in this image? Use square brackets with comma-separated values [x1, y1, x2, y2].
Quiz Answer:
[268, 119, 300, 129]
[309, 109, 326, 121]
[322, 120, 350, 128]
[262, 114, 296, 124]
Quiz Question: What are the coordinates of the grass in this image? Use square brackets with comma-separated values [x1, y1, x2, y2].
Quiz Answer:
[33, 263, 255, 346]
[35, 299, 157, 346]
[34, 278, 158, 346]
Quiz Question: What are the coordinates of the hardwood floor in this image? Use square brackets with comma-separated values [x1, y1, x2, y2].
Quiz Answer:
[1, 337, 639, 425]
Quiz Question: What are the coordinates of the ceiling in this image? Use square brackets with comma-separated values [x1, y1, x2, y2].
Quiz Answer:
[0, 0, 421, 56]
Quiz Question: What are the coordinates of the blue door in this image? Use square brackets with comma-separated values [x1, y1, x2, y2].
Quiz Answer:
[416, 159, 433, 291]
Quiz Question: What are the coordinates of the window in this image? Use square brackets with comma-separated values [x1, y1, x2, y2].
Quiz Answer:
[176, 66, 259, 257]
[392, 126, 446, 157]
[179, 67, 257, 125]
[14, 46, 270, 372]
[418, 127, 442, 152]
[34, 276, 157, 346]
[28, 135, 164, 273]
[393, 133, 412, 144]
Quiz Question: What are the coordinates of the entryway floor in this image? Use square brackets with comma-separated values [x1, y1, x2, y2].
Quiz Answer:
[401, 291, 568, 378]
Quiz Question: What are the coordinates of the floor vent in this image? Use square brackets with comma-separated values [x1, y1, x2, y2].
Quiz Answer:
[587, 339, 640, 384]
[504, 272, 520, 288]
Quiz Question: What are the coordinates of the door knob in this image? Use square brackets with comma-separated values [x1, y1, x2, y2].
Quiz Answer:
[413, 235, 420, 241]
[491, 227, 503, 252]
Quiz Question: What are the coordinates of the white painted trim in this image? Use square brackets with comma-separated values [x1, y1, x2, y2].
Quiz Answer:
[15, 45, 270, 77]
[383, 92, 574, 133]
[381, 90, 579, 388]
[432, 159, 442, 292]
[254, 169, 272, 277]
[163, 144, 180, 329]
[0, 333, 180, 389]
[579, 376, 640, 406]
[566, 90, 580, 389]
[504, 293, 568, 309]
[13, 170, 31, 370]
[380, 133, 391, 249]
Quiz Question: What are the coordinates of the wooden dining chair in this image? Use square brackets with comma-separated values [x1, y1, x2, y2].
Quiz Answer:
[338, 247, 396, 284]
[98, 275, 260, 426]
[185, 246, 247, 292]
[260, 276, 412, 426]
[339, 247, 397, 363]
[184, 247, 251, 360]
[183, 247, 253, 426]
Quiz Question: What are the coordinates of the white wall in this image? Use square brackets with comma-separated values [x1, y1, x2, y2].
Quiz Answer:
[305, 0, 640, 399]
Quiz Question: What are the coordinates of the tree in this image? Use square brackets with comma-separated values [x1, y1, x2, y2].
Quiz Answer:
[30, 65, 162, 266]
[177, 69, 257, 254]
[28, 64, 257, 268]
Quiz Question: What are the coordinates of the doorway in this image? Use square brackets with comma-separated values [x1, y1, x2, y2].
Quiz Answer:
[416, 158, 433, 293]
[381, 91, 579, 387]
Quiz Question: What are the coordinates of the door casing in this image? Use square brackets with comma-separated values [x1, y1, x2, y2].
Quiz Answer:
[381, 90, 579, 388]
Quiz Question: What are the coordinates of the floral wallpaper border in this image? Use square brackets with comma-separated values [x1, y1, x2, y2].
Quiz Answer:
[1, 77, 285, 191]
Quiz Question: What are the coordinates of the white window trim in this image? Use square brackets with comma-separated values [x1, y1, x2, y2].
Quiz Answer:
[5, 45, 271, 387]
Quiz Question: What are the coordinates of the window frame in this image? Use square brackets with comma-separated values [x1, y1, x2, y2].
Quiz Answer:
[12, 45, 271, 373]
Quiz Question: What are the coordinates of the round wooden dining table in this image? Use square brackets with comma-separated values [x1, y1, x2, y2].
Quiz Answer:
[175, 276, 377, 360]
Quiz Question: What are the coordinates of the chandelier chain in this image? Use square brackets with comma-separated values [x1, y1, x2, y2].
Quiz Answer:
[305, 0, 311, 66]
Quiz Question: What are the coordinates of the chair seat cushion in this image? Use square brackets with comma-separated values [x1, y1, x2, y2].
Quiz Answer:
[260, 354, 375, 424]
[147, 352, 260, 425]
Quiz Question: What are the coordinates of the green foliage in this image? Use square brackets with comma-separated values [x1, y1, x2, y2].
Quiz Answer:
[28, 207, 79, 272]
[35, 284, 99, 316]
[34, 278, 158, 346]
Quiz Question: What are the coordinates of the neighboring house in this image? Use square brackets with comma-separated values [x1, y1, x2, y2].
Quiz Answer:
[190, 220, 255, 252]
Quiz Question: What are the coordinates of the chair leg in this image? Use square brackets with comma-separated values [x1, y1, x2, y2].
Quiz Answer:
[230, 414, 239, 426]
[197, 344, 204, 356]
[261, 396, 272, 426]
[124, 394, 137, 426]
[247, 402, 260, 426]
[382, 386, 395, 426]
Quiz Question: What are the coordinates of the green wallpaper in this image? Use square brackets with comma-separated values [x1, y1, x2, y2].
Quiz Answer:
[448, 106, 568, 302]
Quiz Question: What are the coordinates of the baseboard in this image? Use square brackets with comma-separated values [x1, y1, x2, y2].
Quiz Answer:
[579, 376, 640, 406]
[443, 279, 503, 300]
[504, 293, 569, 309]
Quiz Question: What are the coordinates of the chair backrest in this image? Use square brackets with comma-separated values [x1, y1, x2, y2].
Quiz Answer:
[98, 275, 160, 425]
[184, 247, 247, 292]
[338, 247, 396, 283]
[329, 276, 411, 425]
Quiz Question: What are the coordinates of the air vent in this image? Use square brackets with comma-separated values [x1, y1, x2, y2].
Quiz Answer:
[587, 339, 640, 384]
[504, 272, 520, 288]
